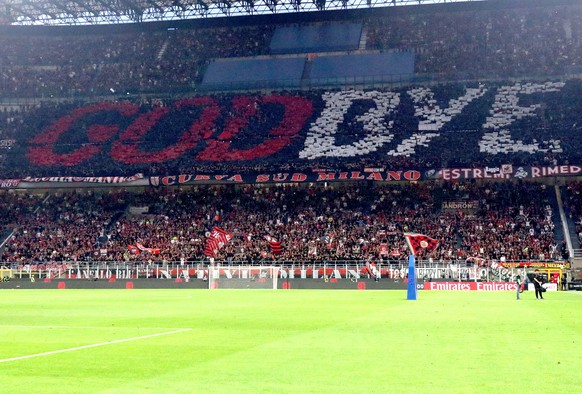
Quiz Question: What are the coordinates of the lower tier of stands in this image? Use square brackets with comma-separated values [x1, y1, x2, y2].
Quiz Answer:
[0, 182, 570, 265]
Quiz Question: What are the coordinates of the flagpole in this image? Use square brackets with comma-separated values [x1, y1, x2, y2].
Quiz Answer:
[407, 254, 417, 300]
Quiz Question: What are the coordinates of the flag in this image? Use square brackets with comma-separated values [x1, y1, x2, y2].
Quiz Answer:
[379, 243, 389, 256]
[308, 243, 317, 257]
[322, 232, 335, 249]
[403, 233, 438, 256]
[135, 241, 161, 255]
[204, 227, 232, 257]
[264, 235, 282, 255]
[466, 256, 486, 266]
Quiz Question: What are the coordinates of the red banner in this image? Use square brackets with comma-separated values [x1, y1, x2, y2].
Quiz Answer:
[423, 282, 518, 291]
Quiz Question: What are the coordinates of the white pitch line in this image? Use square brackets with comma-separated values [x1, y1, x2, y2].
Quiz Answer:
[0, 328, 192, 364]
[0, 325, 187, 330]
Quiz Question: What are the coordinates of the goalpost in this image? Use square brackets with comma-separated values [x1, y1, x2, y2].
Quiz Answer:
[208, 265, 280, 289]
[0, 268, 13, 281]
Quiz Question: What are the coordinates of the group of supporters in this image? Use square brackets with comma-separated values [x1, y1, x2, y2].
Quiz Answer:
[0, 181, 570, 265]
[0, 2, 580, 268]
[366, 4, 582, 78]
[0, 26, 271, 97]
[0, 2, 581, 97]
[1, 79, 581, 179]
[562, 182, 582, 248]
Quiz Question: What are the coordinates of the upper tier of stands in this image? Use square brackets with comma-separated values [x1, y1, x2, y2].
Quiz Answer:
[202, 57, 307, 89]
[0, 1, 581, 97]
[269, 22, 362, 54]
[309, 52, 415, 83]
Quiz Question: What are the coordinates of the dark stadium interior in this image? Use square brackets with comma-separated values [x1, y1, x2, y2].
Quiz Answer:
[0, 0, 582, 270]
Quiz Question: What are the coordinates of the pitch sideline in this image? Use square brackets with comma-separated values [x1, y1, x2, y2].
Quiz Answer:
[0, 328, 192, 363]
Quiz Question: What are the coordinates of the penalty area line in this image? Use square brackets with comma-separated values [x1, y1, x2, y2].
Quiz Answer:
[0, 328, 192, 364]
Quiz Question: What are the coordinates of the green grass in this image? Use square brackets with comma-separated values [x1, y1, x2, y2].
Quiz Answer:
[1, 289, 581, 393]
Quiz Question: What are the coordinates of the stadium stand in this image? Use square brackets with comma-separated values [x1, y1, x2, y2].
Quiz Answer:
[1, 1, 582, 96]
[365, 2, 582, 78]
[308, 52, 415, 83]
[1, 79, 580, 178]
[562, 183, 582, 252]
[0, 182, 568, 264]
[270, 22, 363, 54]
[0, 25, 274, 96]
[0, 0, 580, 267]
[201, 57, 307, 89]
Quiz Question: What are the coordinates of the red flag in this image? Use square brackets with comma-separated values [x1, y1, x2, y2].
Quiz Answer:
[264, 235, 282, 255]
[403, 233, 438, 256]
[379, 243, 389, 256]
[135, 242, 160, 255]
[204, 227, 232, 257]
[466, 256, 487, 266]
[308, 243, 317, 257]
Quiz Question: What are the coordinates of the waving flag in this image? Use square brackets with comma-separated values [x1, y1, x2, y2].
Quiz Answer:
[466, 256, 487, 266]
[135, 242, 161, 255]
[403, 233, 438, 256]
[204, 227, 232, 257]
[379, 243, 389, 256]
[265, 235, 282, 255]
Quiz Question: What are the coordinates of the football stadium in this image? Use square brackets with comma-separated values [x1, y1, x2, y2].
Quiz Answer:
[1, 0, 582, 392]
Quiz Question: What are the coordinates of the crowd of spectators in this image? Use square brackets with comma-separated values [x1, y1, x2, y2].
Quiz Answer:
[0, 79, 580, 179]
[0, 3, 581, 180]
[0, 3, 578, 268]
[562, 181, 582, 247]
[366, 3, 582, 78]
[0, 182, 566, 265]
[0, 25, 273, 97]
[1, 2, 582, 97]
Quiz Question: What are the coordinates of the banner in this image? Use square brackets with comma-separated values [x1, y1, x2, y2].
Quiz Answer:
[22, 173, 144, 184]
[436, 165, 582, 180]
[423, 282, 519, 291]
[0, 139, 15, 149]
[0, 179, 21, 188]
[1, 165, 582, 190]
[150, 169, 422, 186]
[441, 200, 478, 212]
[147, 164, 582, 187]
[5, 80, 582, 187]
[497, 261, 570, 269]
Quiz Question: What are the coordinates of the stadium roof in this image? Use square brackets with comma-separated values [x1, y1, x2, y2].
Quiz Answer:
[0, 0, 476, 25]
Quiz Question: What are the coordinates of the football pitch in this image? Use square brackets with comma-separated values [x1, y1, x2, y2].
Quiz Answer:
[1, 289, 581, 394]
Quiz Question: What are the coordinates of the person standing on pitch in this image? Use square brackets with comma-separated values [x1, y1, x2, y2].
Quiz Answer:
[515, 273, 523, 300]
[533, 269, 545, 299]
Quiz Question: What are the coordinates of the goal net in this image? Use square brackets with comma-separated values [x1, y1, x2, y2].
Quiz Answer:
[208, 265, 279, 289]
[0, 268, 13, 281]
